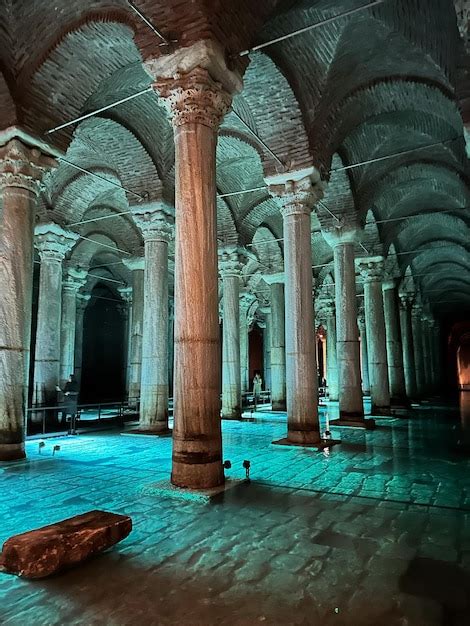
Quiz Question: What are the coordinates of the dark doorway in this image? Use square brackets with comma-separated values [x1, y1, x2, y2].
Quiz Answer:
[81, 284, 126, 403]
[249, 326, 264, 388]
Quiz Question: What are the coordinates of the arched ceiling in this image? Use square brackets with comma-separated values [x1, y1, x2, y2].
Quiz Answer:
[1, 0, 469, 314]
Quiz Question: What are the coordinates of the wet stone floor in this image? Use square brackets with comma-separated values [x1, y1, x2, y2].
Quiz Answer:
[1, 399, 470, 625]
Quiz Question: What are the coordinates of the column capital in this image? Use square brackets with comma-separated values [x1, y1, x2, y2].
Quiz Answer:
[218, 246, 243, 277]
[131, 202, 174, 243]
[382, 277, 398, 291]
[356, 256, 385, 283]
[319, 298, 335, 318]
[0, 139, 56, 194]
[411, 302, 423, 318]
[321, 215, 362, 248]
[118, 286, 133, 304]
[122, 255, 145, 272]
[34, 223, 79, 262]
[262, 272, 285, 285]
[399, 293, 414, 309]
[155, 66, 233, 130]
[77, 293, 91, 312]
[63, 266, 88, 293]
[265, 167, 324, 217]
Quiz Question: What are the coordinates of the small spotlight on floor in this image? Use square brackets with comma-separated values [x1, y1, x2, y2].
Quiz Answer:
[38, 441, 45, 454]
[223, 460, 232, 469]
[52, 445, 61, 456]
[243, 459, 251, 482]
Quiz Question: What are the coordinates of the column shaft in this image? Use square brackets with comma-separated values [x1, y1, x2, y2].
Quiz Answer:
[140, 238, 169, 432]
[412, 308, 426, 398]
[129, 269, 144, 402]
[326, 309, 339, 401]
[399, 299, 417, 399]
[221, 273, 241, 419]
[334, 243, 363, 418]
[364, 279, 390, 413]
[283, 207, 319, 443]
[270, 282, 286, 410]
[358, 315, 371, 395]
[263, 313, 272, 392]
[382, 284, 407, 404]
[60, 287, 78, 383]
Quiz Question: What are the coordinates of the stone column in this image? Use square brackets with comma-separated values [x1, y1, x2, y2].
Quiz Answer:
[262, 308, 272, 392]
[33, 224, 79, 405]
[399, 295, 417, 399]
[168, 300, 175, 392]
[122, 257, 145, 403]
[357, 308, 371, 396]
[239, 293, 255, 395]
[267, 172, 322, 444]
[323, 223, 366, 424]
[431, 321, 441, 391]
[382, 280, 407, 405]
[60, 265, 87, 384]
[324, 301, 339, 401]
[267, 279, 286, 411]
[412, 304, 426, 398]
[219, 247, 242, 419]
[74, 294, 91, 387]
[117, 286, 132, 397]
[358, 257, 390, 415]
[421, 316, 432, 394]
[153, 51, 241, 488]
[132, 204, 173, 433]
[0, 139, 54, 460]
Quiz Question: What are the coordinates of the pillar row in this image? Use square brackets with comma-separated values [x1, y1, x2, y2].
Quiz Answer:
[382, 280, 407, 406]
[60, 265, 88, 384]
[412, 304, 426, 398]
[122, 256, 145, 403]
[399, 295, 417, 399]
[324, 301, 339, 402]
[266, 279, 286, 411]
[357, 308, 370, 396]
[33, 223, 79, 405]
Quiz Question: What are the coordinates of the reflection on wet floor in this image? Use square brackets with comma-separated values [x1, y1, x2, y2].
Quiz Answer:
[1, 398, 470, 625]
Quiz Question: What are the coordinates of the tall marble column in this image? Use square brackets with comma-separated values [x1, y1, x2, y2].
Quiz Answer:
[122, 257, 145, 403]
[239, 293, 255, 395]
[168, 300, 175, 392]
[358, 257, 391, 415]
[267, 172, 322, 444]
[219, 247, 242, 419]
[357, 307, 371, 396]
[74, 294, 91, 386]
[323, 223, 366, 424]
[421, 316, 432, 394]
[399, 295, 417, 399]
[153, 50, 241, 488]
[60, 265, 87, 384]
[33, 224, 79, 405]
[382, 280, 407, 405]
[267, 279, 286, 411]
[0, 139, 55, 460]
[261, 308, 272, 392]
[412, 304, 426, 398]
[117, 286, 132, 397]
[324, 300, 339, 401]
[132, 204, 172, 433]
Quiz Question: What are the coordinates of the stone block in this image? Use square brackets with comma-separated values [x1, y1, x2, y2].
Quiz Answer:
[0, 510, 132, 578]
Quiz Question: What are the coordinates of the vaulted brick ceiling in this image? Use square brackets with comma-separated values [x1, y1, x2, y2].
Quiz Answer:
[1, 0, 470, 312]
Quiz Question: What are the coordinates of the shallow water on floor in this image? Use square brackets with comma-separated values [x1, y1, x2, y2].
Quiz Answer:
[1, 400, 470, 625]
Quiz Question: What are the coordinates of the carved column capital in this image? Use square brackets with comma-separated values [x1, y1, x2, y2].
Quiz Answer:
[218, 245, 243, 277]
[63, 266, 88, 294]
[356, 256, 385, 283]
[155, 66, 232, 130]
[265, 168, 324, 217]
[321, 215, 362, 248]
[0, 139, 56, 194]
[399, 293, 414, 309]
[122, 255, 145, 272]
[34, 223, 79, 262]
[118, 286, 133, 304]
[131, 202, 174, 243]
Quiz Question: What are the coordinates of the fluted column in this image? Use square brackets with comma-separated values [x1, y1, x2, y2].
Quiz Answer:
[0, 140, 55, 460]
[412, 304, 426, 398]
[219, 247, 242, 419]
[357, 308, 370, 396]
[324, 301, 339, 401]
[358, 257, 390, 415]
[132, 204, 173, 433]
[122, 257, 145, 402]
[399, 295, 417, 399]
[60, 266, 87, 384]
[323, 223, 365, 424]
[267, 172, 322, 444]
[153, 51, 241, 488]
[267, 279, 286, 411]
[382, 280, 407, 405]
[33, 224, 79, 405]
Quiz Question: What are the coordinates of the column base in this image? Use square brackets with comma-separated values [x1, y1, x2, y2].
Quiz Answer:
[330, 417, 376, 430]
[271, 401, 287, 411]
[171, 460, 224, 490]
[272, 435, 341, 450]
[371, 405, 392, 416]
[0, 443, 26, 462]
[221, 410, 242, 420]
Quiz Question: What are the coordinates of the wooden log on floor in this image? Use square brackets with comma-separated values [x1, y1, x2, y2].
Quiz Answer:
[0, 510, 132, 578]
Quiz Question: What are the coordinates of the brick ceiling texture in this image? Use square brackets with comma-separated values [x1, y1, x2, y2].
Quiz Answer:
[1, 0, 470, 314]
